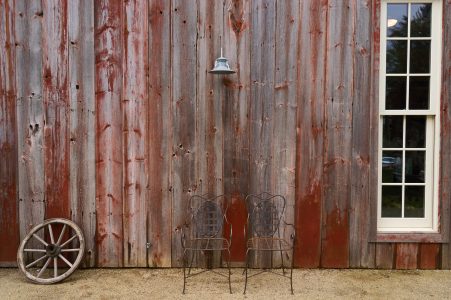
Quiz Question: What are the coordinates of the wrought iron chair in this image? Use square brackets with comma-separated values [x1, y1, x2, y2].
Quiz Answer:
[180, 194, 232, 294]
[243, 192, 295, 294]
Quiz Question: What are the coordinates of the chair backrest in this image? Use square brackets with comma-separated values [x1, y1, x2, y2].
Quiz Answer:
[245, 193, 286, 238]
[189, 194, 227, 239]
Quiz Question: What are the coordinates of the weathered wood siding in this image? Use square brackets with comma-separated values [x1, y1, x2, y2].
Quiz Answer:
[1, 0, 451, 269]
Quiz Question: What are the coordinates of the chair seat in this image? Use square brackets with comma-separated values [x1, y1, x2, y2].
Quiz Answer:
[246, 237, 292, 251]
[183, 237, 230, 251]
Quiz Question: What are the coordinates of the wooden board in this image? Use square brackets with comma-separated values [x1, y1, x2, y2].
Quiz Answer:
[148, 0, 172, 268]
[15, 0, 46, 246]
[294, 0, 327, 269]
[94, 0, 124, 267]
[375, 243, 394, 269]
[171, 0, 198, 267]
[349, 0, 375, 268]
[321, 0, 353, 268]
[122, 0, 149, 268]
[223, 0, 251, 264]
[0, 0, 19, 265]
[419, 244, 440, 269]
[68, 0, 97, 268]
[395, 243, 418, 270]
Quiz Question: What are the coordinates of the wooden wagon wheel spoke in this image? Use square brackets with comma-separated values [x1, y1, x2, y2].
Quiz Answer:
[32, 234, 48, 246]
[37, 257, 52, 278]
[48, 224, 55, 244]
[56, 224, 66, 245]
[25, 255, 48, 268]
[60, 234, 78, 248]
[17, 218, 85, 284]
[58, 254, 73, 268]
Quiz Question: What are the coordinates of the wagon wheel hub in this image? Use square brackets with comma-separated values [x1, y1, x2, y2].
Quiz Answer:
[45, 244, 61, 258]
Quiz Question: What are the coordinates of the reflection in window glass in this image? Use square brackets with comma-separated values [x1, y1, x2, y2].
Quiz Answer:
[409, 76, 430, 109]
[387, 4, 408, 37]
[411, 4, 431, 37]
[406, 116, 426, 148]
[405, 186, 425, 218]
[382, 186, 402, 217]
[382, 151, 403, 183]
[386, 77, 406, 110]
[410, 40, 431, 73]
[387, 40, 408, 73]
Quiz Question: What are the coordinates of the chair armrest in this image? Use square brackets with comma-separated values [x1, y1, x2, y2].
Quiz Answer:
[282, 221, 296, 241]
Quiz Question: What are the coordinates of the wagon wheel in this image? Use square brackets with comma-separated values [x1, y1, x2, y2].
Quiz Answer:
[17, 218, 85, 284]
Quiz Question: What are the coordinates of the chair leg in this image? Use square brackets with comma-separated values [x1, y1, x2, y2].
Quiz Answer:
[290, 249, 294, 295]
[226, 249, 232, 294]
[188, 250, 195, 275]
[279, 240, 285, 275]
[244, 249, 250, 294]
[183, 250, 187, 294]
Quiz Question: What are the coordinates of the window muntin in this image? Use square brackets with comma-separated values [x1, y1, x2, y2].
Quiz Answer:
[378, 0, 441, 232]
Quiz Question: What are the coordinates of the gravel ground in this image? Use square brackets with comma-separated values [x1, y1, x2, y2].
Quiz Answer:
[1, 268, 451, 299]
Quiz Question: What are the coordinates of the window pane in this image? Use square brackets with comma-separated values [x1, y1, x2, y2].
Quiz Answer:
[387, 4, 408, 37]
[386, 76, 406, 110]
[383, 116, 403, 148]
[382, 186, 402, 217]
[387, 41, 407, 73]
[406, 116, 426, 148]
[405, 186, 425, 218]
[410, 41, 430, 74]
[382, 151, 402, 183]
[409, 76, 430, 109]
[405, 151, 425, 183]
[411, 4, 431, 37]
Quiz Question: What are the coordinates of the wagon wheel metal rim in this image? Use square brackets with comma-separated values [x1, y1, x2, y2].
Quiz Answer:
[17, 218, 85, 284]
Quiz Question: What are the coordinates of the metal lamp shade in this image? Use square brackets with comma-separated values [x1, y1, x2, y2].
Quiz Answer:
[209, 56, 235, 75]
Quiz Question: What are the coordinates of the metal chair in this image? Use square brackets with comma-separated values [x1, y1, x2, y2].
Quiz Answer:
[243, 192, 295, 294]
[180, 194, 232, 294]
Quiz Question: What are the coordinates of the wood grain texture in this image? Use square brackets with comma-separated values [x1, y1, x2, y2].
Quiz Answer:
[273, 0, 299, 267]
[94, 0, 124, 267]
[0, 0, 19, 265]
[375, 243, 394, 269]
[419, 244, 440, 269]
[294, 0, 327, 269]
[440, 0, 451, 270]
[68, 0, 96, 268]
[349, 0, 375, 268]
[171, 0, 198, 267]
[122, 0, 149, 268]
[148, 0, 172, 268]
[321, 0, 353, 268]
[395, 243, 418, 270]
[15, 0, 46, 244]
[223, 0, 251, 264]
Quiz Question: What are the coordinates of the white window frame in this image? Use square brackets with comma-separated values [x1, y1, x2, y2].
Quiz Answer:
[378, 0, 442, 232]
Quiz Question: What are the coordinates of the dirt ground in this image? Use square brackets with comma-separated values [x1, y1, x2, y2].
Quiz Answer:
[1, 268, 451, 299]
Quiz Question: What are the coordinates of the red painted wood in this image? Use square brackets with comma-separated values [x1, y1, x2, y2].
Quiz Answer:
[0, 0, 19, 265]
[395, 243, 419, 270]
[294, 0, 328, 268]
[419, 244, 440, 269]
[94, 0, 124, 267]
[225, 193, 247, 262]
[42, 0, 70, 220]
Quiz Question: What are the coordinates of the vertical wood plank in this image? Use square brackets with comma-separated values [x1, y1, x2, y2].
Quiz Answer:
[273, 0, 299, 267]
[122, 0, 149, 268]
[294, 0, 328, 268]
[94, 0, 123, 267]
[375, 243, 394, 269]
[15, 0, 46, 242]
[171, 0, 198, 267]
[68, 0, 96, 267]
[395, 243, 419, 270]
[440, 0, 451, 270]
[321, 0, 354, 268]
[349, 0, 375, 268]
[148, 0, 172, 268]
[223, 0, 251, 264]
[42, 0, 70, 220]
[250, 0, 276, 268]
[0, 0, 19, 265]
[419, 244, 440, 269]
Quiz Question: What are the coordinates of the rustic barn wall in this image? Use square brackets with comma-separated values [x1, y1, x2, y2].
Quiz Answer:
[0, 0, 450, 269]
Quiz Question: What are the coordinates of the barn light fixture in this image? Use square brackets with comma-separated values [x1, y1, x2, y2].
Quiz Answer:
[209, 48, 235, 75]
[387, 18, 398, 27]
